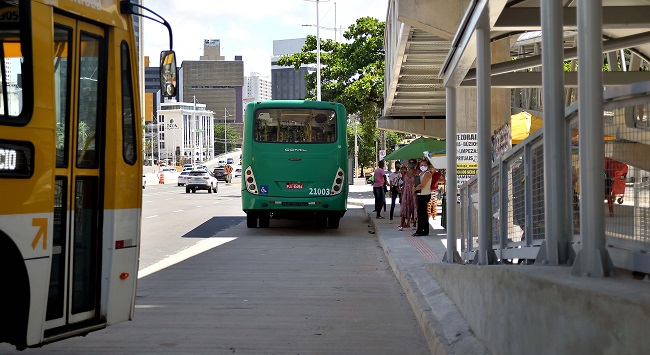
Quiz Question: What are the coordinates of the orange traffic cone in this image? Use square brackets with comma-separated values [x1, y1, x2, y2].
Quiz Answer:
[159, 173, 165, 184]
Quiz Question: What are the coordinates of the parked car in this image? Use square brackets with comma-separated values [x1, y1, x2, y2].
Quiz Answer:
[142, 174, 146, 189]
[177, 171, 191, 186]
[185, 170, 219, 193]
[212, 168, 232, 183]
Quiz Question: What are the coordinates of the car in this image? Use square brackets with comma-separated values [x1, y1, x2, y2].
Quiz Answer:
[233, 168, 242, 178]
[162, 167, 177, 173]
[226, 157, 234, 164]
[212, 168, 232, 183]
[217, 160, 226, 167]
[185, 170, 219, 193]
[177, 171, 191, 186]
[142, 174, 146, 189]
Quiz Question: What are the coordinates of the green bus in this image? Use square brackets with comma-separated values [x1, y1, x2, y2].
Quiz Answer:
[241, 100, 349, 228]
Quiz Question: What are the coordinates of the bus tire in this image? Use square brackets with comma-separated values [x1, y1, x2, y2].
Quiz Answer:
[259, 214, 270, 228]
[246, 213, 257, 228]
[0, 233, 29, 349]
[328, 217, 340, 229]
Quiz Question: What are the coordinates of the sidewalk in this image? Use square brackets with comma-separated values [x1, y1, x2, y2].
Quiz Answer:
[348, 181, 487, 354]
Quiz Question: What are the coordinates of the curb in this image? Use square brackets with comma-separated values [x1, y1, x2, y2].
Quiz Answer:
[362, 204, 488, 355]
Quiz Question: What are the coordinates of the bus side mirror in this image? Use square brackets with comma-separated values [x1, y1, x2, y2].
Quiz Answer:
[160, 50, 177, 98]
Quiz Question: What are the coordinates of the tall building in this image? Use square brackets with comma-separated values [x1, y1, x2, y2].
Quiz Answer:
[271, 38, 310, 100]
[244, 72, 272, 102]
[157, 101, 215, 164]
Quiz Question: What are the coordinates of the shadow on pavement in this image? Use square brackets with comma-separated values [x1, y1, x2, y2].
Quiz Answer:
[181, 216, 246, 238]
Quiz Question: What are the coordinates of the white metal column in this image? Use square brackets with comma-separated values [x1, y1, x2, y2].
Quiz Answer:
[476, 8, 495, 265]
[572, 0, 615, 277]
[444, 86, 460, 263]
[541, 0, 572, 264]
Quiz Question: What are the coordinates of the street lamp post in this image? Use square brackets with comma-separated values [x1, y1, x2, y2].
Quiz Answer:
[304, 0, 330, 101]
[223, 108, 233, 154]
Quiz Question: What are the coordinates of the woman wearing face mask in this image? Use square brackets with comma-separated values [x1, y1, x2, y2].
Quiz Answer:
[412, 159, 433, 236]
[399, 159, 418, 231]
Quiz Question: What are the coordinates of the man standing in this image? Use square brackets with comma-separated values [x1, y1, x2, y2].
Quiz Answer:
[388, 161, 403, 221]
[373, 160, 388, 219]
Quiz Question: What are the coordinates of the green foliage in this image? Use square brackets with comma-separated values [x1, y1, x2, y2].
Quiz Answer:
[214, 124, 240, 154]
[277, 17, 394, 170]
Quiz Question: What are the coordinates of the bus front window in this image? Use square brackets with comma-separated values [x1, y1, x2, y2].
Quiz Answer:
[254, 108, 337, 143]
[0, 1, 27, 122]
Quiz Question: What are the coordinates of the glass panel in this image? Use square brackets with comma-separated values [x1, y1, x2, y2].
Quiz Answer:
[54, 26, 71, 168]
[46, 177, 67, 320]
[0, 1, 26, 122]
[120, 42, 136, 164]
[254, 108, 337, 143]
[71, 177, 99, 314]
[76, 32, 103, 168]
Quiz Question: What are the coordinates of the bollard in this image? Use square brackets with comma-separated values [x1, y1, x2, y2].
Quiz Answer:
[159, 173, 164, 184]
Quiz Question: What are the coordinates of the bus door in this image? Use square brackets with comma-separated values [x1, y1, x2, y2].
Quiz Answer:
[46, 16, 106, 330]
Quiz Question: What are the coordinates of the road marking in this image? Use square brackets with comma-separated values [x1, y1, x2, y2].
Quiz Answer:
[196, 205, 202, 208]
[144, 201, 153, 203]
[165, 198, 173, 200]
[146, 215, 159, 219]
[173, 210, 183, 213]
[138, 237, 237, 278]
[212, 201, 219, 204]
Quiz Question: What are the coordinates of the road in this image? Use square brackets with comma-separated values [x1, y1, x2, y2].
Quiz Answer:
[4, 183, 430, 354]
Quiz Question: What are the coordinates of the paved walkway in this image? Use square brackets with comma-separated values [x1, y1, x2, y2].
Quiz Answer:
[348, 180, 487, 354]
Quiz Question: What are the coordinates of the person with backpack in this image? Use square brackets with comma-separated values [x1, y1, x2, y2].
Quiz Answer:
[427, 166, 445, 219]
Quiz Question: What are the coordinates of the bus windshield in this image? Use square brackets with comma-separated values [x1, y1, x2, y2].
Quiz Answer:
[254, 108, 337, 143]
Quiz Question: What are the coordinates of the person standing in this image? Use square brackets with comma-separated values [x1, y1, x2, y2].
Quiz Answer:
[373, 160, 388, 219]
[427, 166, 445, 219]
[399, 159, 418, 231]
[388, 161, 403, 221]
[413, 160, 433, 236]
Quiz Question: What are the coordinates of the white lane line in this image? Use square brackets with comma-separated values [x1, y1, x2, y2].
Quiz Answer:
[164, 198, 173, 200]
[139, 237, 237, 279]
[173, 209, 183, 213]
[146, 215, 159, 219]
[196, 206, 202, 208]
[212, 201, 219, 204]
[144, 201, 153, 203]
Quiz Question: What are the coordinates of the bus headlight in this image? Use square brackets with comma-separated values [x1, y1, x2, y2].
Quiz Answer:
[245, 166, 258, 195]
[330, 168, 345, 196]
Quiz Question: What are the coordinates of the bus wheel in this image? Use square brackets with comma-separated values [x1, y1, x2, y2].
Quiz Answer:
[185, 187, 190, 193]
[246, 213, 257, 228]
[328, 217, 340, 229]
[259, 214, 270, 228]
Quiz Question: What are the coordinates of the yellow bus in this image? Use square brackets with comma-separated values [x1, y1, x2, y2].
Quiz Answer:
[0, 0, 176, 349]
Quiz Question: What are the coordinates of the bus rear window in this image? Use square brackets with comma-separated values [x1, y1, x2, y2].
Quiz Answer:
[254, 108, 337, 143]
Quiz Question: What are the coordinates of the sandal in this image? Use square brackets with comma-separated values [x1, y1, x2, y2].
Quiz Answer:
[398, 226, 403, 231]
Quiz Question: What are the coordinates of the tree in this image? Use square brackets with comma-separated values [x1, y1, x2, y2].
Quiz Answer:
[278, 17, 404, 171]
[214, 124, 240, 154]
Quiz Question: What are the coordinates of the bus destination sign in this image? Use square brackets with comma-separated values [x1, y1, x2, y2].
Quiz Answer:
[0, 140, 34, 178]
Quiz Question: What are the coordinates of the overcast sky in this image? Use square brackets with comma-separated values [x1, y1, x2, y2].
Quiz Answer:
[142, 0, 388, 78]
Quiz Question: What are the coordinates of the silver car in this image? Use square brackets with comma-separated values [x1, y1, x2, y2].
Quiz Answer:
[185, 170, 219, 194]
[177, 171, 191, 186]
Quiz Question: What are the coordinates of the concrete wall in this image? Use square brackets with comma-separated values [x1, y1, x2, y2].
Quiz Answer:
[427, 263, 650, 354]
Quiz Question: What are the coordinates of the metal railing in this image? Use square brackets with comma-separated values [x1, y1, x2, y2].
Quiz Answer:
[459, 82, 650, 273]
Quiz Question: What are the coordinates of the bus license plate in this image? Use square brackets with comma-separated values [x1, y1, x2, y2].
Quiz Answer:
[286, 182, 303, 189]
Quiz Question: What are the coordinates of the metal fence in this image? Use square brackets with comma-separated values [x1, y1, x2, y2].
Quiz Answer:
[459, 83, 650, 274]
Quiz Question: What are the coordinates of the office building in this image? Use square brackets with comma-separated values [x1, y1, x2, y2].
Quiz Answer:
[157, 101, 215, 164]
[271, 38, 310, 100]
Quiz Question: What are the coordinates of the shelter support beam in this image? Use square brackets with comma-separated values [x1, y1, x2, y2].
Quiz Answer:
[572, 0, 615, 277]
[476, 8, 497, 265]
[541, 0, 572, 265]
[443, 86, 461, 263]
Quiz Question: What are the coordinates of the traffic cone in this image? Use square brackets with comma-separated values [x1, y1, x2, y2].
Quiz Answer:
[159, 173, 165, 184]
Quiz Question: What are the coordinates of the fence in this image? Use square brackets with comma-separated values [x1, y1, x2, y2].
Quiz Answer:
[459, 82, 650, 274]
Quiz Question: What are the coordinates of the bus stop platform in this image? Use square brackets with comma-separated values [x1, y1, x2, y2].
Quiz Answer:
[348, 181, 649, 354]
[347, 182, 487, 354]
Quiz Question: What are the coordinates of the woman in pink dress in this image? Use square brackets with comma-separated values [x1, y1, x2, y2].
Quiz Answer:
[399, 159, 418, 231]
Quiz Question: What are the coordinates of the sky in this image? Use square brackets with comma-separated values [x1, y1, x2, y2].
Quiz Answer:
[142, 0, 388, 78]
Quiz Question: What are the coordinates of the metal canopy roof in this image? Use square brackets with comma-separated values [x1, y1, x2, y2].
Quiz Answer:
[383, 0, 650, 133]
